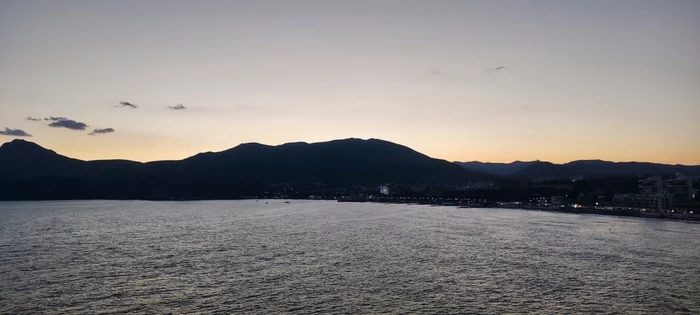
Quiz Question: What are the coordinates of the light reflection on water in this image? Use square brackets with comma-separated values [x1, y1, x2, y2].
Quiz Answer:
[1, 200, 699, 314]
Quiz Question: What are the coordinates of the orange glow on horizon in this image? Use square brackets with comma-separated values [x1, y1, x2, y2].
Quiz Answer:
[6, 136, 699, 166]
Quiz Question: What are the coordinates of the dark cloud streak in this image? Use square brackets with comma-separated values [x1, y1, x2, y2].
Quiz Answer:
[26, 117, 41, 121]
[117, 101, 137, 109]
[88, 128, 115, 135]
[0, 128, 32, 137]
[48, 119, 88, 130]
[44, 116, 68, 121]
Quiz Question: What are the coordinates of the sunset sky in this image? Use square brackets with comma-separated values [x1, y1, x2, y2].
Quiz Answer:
[1, 0, 699, 164]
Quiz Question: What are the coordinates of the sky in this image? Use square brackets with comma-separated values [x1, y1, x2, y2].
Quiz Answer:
[1, 0, 699, 164]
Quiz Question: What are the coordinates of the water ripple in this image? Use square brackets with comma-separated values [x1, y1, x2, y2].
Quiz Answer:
[1, 200, 699, 314]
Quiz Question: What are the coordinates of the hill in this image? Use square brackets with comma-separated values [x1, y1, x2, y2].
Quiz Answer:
[453, 161, 536, 176]
[455, 159, 700, 179]
[0, 138, 485, 200]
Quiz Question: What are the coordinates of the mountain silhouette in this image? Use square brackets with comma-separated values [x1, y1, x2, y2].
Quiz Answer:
[0, 138, 486, 200]
[0, 139, 82, 179]
[454, 161, 536, 176]
[455, 159, 700, 178]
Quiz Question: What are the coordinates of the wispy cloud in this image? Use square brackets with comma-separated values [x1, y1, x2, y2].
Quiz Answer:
[0, 128, 32, 137]
[88, 128, 115, 136]
[26, 117, 42, 121]
[117, 101, 137, 109]
[48, 119, 88, 130]
[44, 116, 68, 121]
[168, 104, 186, 110]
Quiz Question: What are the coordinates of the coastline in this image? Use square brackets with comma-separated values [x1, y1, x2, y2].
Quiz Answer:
[1, 197, 698, 222]
[338, 197, 700, 222]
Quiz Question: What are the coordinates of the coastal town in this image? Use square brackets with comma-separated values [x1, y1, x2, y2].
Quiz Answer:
[264, 173, 700, 221]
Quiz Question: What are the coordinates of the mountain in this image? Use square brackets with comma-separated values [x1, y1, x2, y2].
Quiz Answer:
[514, 161, 571, 178]
[0, 138, 485, 200]
[454, 161, 536, 176]
[0, 139, 83, 179]
[454, 159, 700, 178]
[561, 160, 700, 176]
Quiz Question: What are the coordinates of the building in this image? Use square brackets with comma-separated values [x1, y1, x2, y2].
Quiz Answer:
[613, 193, 674, 211]
[551, 195, 565, 205]
[613, 194, 635, 208]
[612, 175, 698, 212]
[635, 194, 674, 210]
[639, 176, 664, 194]
[667, 174, 693, 202]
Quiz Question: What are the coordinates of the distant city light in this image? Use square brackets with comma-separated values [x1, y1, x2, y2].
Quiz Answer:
[379, 186, 390, 195]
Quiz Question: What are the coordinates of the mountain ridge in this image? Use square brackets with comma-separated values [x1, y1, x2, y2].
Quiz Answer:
[0, 138, 487, 200]
[455, 159, 700, 178]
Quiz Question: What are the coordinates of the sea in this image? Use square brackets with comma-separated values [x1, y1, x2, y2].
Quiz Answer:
[1, 200, 698, 314]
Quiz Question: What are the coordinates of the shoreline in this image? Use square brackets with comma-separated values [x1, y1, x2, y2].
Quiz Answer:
[340, 198, 700, 222]
[1, 197, 698, 222]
